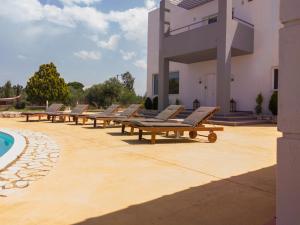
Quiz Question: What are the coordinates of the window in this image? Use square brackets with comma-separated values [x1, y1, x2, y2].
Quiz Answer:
[272, 68, 279, 90]
[152, 72, 180, 95]
[169, 72, 179, 94]
[208, 16, 217, 24]
[153, 74, 158, 95]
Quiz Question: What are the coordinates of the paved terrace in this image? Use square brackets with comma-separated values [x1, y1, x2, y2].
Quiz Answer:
[0, 117, 279, 225]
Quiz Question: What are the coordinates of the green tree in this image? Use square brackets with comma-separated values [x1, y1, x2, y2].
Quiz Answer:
[85, 84, 105, 108]
[67, 82, 85, 106]
[121, 72, 135, 92]
[68, 82, 84, 91]
[26, 63, 70, 105]
[3, 81, 13, 98]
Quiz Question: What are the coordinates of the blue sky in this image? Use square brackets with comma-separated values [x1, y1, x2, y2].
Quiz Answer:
[0, 0, 158, 95]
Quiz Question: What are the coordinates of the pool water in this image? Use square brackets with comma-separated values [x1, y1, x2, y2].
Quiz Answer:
[0, 132, 14, 157]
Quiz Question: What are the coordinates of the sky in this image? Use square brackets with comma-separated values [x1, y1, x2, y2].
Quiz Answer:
[0, 0, 159, 95]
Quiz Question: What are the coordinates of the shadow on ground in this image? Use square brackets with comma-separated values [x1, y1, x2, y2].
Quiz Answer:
[72, 166, 276, 225]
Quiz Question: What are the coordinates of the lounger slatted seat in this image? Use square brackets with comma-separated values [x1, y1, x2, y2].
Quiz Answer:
[116, 105, 184, 134]
[22, 104, 63, 122]
[132, 107, 224, 144]
[50, 104, 89, 123]
[75, 104, 120, 125]
[89, 104, 142, 128]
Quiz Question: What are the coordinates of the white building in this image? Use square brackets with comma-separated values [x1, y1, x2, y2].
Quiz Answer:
[147, 0, 281, 114]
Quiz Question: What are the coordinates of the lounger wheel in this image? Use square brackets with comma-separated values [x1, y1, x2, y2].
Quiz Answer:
[208, 132, 217, 143]
[189, 131, 198, 139]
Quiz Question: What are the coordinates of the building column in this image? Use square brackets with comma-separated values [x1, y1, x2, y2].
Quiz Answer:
[158, 0, 169, 111]
[216, 0, 232, 114]
[278, 1, 300, 224]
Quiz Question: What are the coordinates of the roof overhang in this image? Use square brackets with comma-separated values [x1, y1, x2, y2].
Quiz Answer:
[168, 0, 214, 10]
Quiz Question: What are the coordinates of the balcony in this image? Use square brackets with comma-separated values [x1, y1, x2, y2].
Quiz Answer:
[162, 16, 254, 64]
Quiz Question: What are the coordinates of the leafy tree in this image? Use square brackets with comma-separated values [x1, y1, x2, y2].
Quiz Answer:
[121, 72, 135, 92]
[269, 91, 278, 116]
[68, 82, 84, 91]
[119, 88, 143, 106]
[101, 77, 123, 106]
[255, 93, 263, 115]
[85, 84, 105, 108]
[67, 82, 85, 106]
[26, 62, 70, 105]
[3, 81, 13, 98]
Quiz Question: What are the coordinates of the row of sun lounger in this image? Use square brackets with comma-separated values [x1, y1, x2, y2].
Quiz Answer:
[21, 103, 224, 144]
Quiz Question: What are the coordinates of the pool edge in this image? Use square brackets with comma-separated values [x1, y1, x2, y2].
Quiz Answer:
[0, 129, 26, 171]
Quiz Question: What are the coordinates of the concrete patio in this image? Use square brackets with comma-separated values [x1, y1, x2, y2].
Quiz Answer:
[0, 117, 279, 225]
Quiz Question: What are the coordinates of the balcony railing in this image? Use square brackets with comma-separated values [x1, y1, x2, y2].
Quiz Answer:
[166, 15, 254, 36]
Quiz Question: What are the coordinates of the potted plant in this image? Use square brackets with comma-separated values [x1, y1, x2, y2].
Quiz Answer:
[255, 93, 263, 119]
[269, 91, 278, 123]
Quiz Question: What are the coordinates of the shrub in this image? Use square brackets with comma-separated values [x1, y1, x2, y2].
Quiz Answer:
[144, 97, 153, 110]
[15, 101, 26, 109]
[255, 93, 263, 115]
[269, 91, 278, 116]
[152, 96, 158, 110]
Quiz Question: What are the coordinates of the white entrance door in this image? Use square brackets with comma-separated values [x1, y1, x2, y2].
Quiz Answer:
[204, 74, 216, 106]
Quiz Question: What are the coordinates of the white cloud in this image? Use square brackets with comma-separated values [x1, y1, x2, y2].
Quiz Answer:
[145, 0, 157, 10]
[0, 0, 108, 32]
[90, 35, 120, 50]
[120, 50, 136, 61]
[74, 50, 101, 60]
[17, 54, 27, 60]
[59, 0, 101, 6]
[134, 59, 147, 70]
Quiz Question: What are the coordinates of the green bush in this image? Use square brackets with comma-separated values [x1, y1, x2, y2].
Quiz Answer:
[144, 97, 153, 110]
[15, 101, 26, 109]
[255, 93, 263, 115]
[269, 91, 278, 116]
[152, 96, 158, 110]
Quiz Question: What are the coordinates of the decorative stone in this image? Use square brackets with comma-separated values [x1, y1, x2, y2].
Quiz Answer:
[0, 129, 60, 197]
[15, 181, 29, 188]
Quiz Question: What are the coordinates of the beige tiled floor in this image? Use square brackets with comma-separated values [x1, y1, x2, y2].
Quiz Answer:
[0, 117, 280, 225]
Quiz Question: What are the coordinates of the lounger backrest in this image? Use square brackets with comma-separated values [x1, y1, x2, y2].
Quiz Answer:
[46, 104, 63, 113]
[183, 107, 219, 127]
[71, 104, 89, 114]
[155, 105, 185, 120]
[120, 104, 141, 117]
[103, 104, 120, 114]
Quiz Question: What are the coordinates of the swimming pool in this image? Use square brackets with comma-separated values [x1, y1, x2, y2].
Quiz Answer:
[0, 129, 26, 170]
[0, 132, 14, 157]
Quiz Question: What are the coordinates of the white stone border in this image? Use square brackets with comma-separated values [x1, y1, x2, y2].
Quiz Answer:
[0, 129, 26, 170]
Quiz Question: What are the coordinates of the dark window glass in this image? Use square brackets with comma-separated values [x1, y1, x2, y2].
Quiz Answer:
[153, 72, 180, 95]
[153, 74, 158, 95]
[274, 69, 279, 90]
[208, 16, 217, 24]
[169, 72, 179, 94]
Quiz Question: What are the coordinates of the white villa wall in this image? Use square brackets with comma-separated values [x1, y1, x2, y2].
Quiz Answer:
[147, 0, 281, 112]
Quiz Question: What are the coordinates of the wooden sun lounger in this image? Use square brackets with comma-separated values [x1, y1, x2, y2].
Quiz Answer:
[75, 104, 120, 125]
[22, 103, 63, 122]
[88, 104, 142, 128]
[131, 107, 224, 144]
[116, 105, 185, 134]
[50, 104, 89, 123]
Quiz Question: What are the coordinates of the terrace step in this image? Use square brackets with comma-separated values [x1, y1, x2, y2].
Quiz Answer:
[207, 119, 271, 126]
